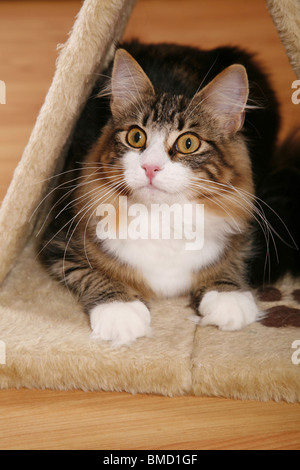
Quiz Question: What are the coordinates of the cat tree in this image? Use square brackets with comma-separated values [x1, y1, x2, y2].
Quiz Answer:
[0, 0, 299, 401]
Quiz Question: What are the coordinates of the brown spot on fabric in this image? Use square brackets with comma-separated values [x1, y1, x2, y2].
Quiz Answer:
[260, 305, 300, 328]
[292, 289, 300, 304]
[257, 286, 282, 302]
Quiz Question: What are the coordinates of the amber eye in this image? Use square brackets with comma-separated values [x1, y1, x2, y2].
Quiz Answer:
[126, 127, 147, 149]
[176, 133, 201, 154]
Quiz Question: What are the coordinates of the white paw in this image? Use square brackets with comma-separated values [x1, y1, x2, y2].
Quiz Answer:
[89, 300, 152, 347]
[197, 290, 261, 331]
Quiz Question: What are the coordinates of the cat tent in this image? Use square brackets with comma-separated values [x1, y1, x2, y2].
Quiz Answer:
[0, 0, 299, 401]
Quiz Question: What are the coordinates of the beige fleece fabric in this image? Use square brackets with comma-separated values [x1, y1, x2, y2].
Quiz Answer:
[0, 241, 299, 401]
[266, 0, 300, 79]
[0, 0, 299, 401]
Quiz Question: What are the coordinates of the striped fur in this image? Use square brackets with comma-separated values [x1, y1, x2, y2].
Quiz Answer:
[38, 41, 298, 340]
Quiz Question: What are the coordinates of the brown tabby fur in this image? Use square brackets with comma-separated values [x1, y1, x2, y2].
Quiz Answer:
[39, 41, 292, 318]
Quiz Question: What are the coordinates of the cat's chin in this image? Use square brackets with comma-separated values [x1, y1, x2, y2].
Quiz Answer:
[132, 185, 180, 205]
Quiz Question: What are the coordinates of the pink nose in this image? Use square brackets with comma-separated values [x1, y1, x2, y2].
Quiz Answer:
[142, 164, 161, 183]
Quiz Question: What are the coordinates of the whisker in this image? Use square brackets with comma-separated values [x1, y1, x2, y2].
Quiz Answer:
[31, 171, 99, 227]
[55, 179, 118, 221]
[34, 170, 122, 236]
[229, 183, 298, 249]
[188, 181, 242, 232]
[37, 173, 125, 260]
[63, 178, 127, 271]
[189, 176, 293, 283]
[64, 179, 125, 240]
[82, 178, 130, 267]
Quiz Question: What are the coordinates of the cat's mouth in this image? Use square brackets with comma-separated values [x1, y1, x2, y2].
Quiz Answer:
[146, 181, 165, 191]
[137, 184, 167, 197]
[142, 180, 172, 194]
[132, 182, 182, 205]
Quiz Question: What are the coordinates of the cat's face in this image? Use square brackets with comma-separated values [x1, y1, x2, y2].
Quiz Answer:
[86, 49, 254, 221]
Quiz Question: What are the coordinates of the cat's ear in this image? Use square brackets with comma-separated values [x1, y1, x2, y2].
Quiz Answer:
[110, 49, 154, 116]
[194, 64, 249, 134]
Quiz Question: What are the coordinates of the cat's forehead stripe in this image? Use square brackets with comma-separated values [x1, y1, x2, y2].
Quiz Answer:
[177, 117, 185, 131]
[142, 113, 150, 127]
[142, 93, 189, 127]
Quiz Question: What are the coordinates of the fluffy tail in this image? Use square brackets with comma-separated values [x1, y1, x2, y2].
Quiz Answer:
[248, 130, 300, 286]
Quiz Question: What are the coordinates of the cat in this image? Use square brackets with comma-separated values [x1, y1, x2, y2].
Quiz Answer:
[38, 41, 300, 346]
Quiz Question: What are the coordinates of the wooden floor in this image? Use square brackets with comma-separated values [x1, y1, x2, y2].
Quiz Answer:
[0, 0, 299, 450]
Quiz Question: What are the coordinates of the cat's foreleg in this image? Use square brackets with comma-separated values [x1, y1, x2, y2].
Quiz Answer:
[89, 298, 152, 347]
[190, 278, 262, 331]
[81, 278, 152, 346]
[47, 254, 152, 346]
[82, 274, 152, 347]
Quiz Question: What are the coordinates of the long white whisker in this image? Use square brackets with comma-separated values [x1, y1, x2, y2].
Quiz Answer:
[188, 181, 242, 232]
[63, 178, 127, 272]
[82, 178, 130, 267]
[35, 170, 124, 236]
[37, 173, 125, 259]
[189, 177, 285, 282]
[191, 176, 297, 247]
[54, 174, 125, 221]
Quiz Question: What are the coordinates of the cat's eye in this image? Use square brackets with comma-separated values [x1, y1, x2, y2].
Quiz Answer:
[126, 127, 147, 149]
[176, 133, 201, 154]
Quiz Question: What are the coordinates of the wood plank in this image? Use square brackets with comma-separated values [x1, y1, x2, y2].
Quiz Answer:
[0, 389, 299, 450]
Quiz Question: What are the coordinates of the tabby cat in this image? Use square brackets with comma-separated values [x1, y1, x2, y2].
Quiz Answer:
[38, 41, 300, 346]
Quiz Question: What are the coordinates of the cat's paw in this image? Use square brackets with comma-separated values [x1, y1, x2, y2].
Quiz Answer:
[197, 290, 261, 331]
[89, 300, 152, 347]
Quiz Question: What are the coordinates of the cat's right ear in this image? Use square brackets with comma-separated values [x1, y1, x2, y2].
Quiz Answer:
[194, 64, 249, 135]
[110, 49, 154, 116]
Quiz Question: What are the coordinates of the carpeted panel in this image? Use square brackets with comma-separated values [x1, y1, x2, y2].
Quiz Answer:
[0, 242, 195, 395]
[191, 279, 300, 402]
[0, 241, 299, 402]
[191, 322, 300, 402]
[266, 0, 300, 79]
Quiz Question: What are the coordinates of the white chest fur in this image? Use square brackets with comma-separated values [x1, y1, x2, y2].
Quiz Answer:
[101, 204, 237, 298]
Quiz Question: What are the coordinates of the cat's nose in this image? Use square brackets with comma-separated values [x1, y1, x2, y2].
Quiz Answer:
[142, 164, 161, 184]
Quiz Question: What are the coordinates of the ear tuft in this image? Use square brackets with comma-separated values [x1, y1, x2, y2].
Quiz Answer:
[195, 64, 249, 134]
[111, 49, 154, 116]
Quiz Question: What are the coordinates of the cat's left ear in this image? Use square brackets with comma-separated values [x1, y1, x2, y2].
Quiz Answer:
[194, 64, 249, 134]
[110, 49, 154, 116]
